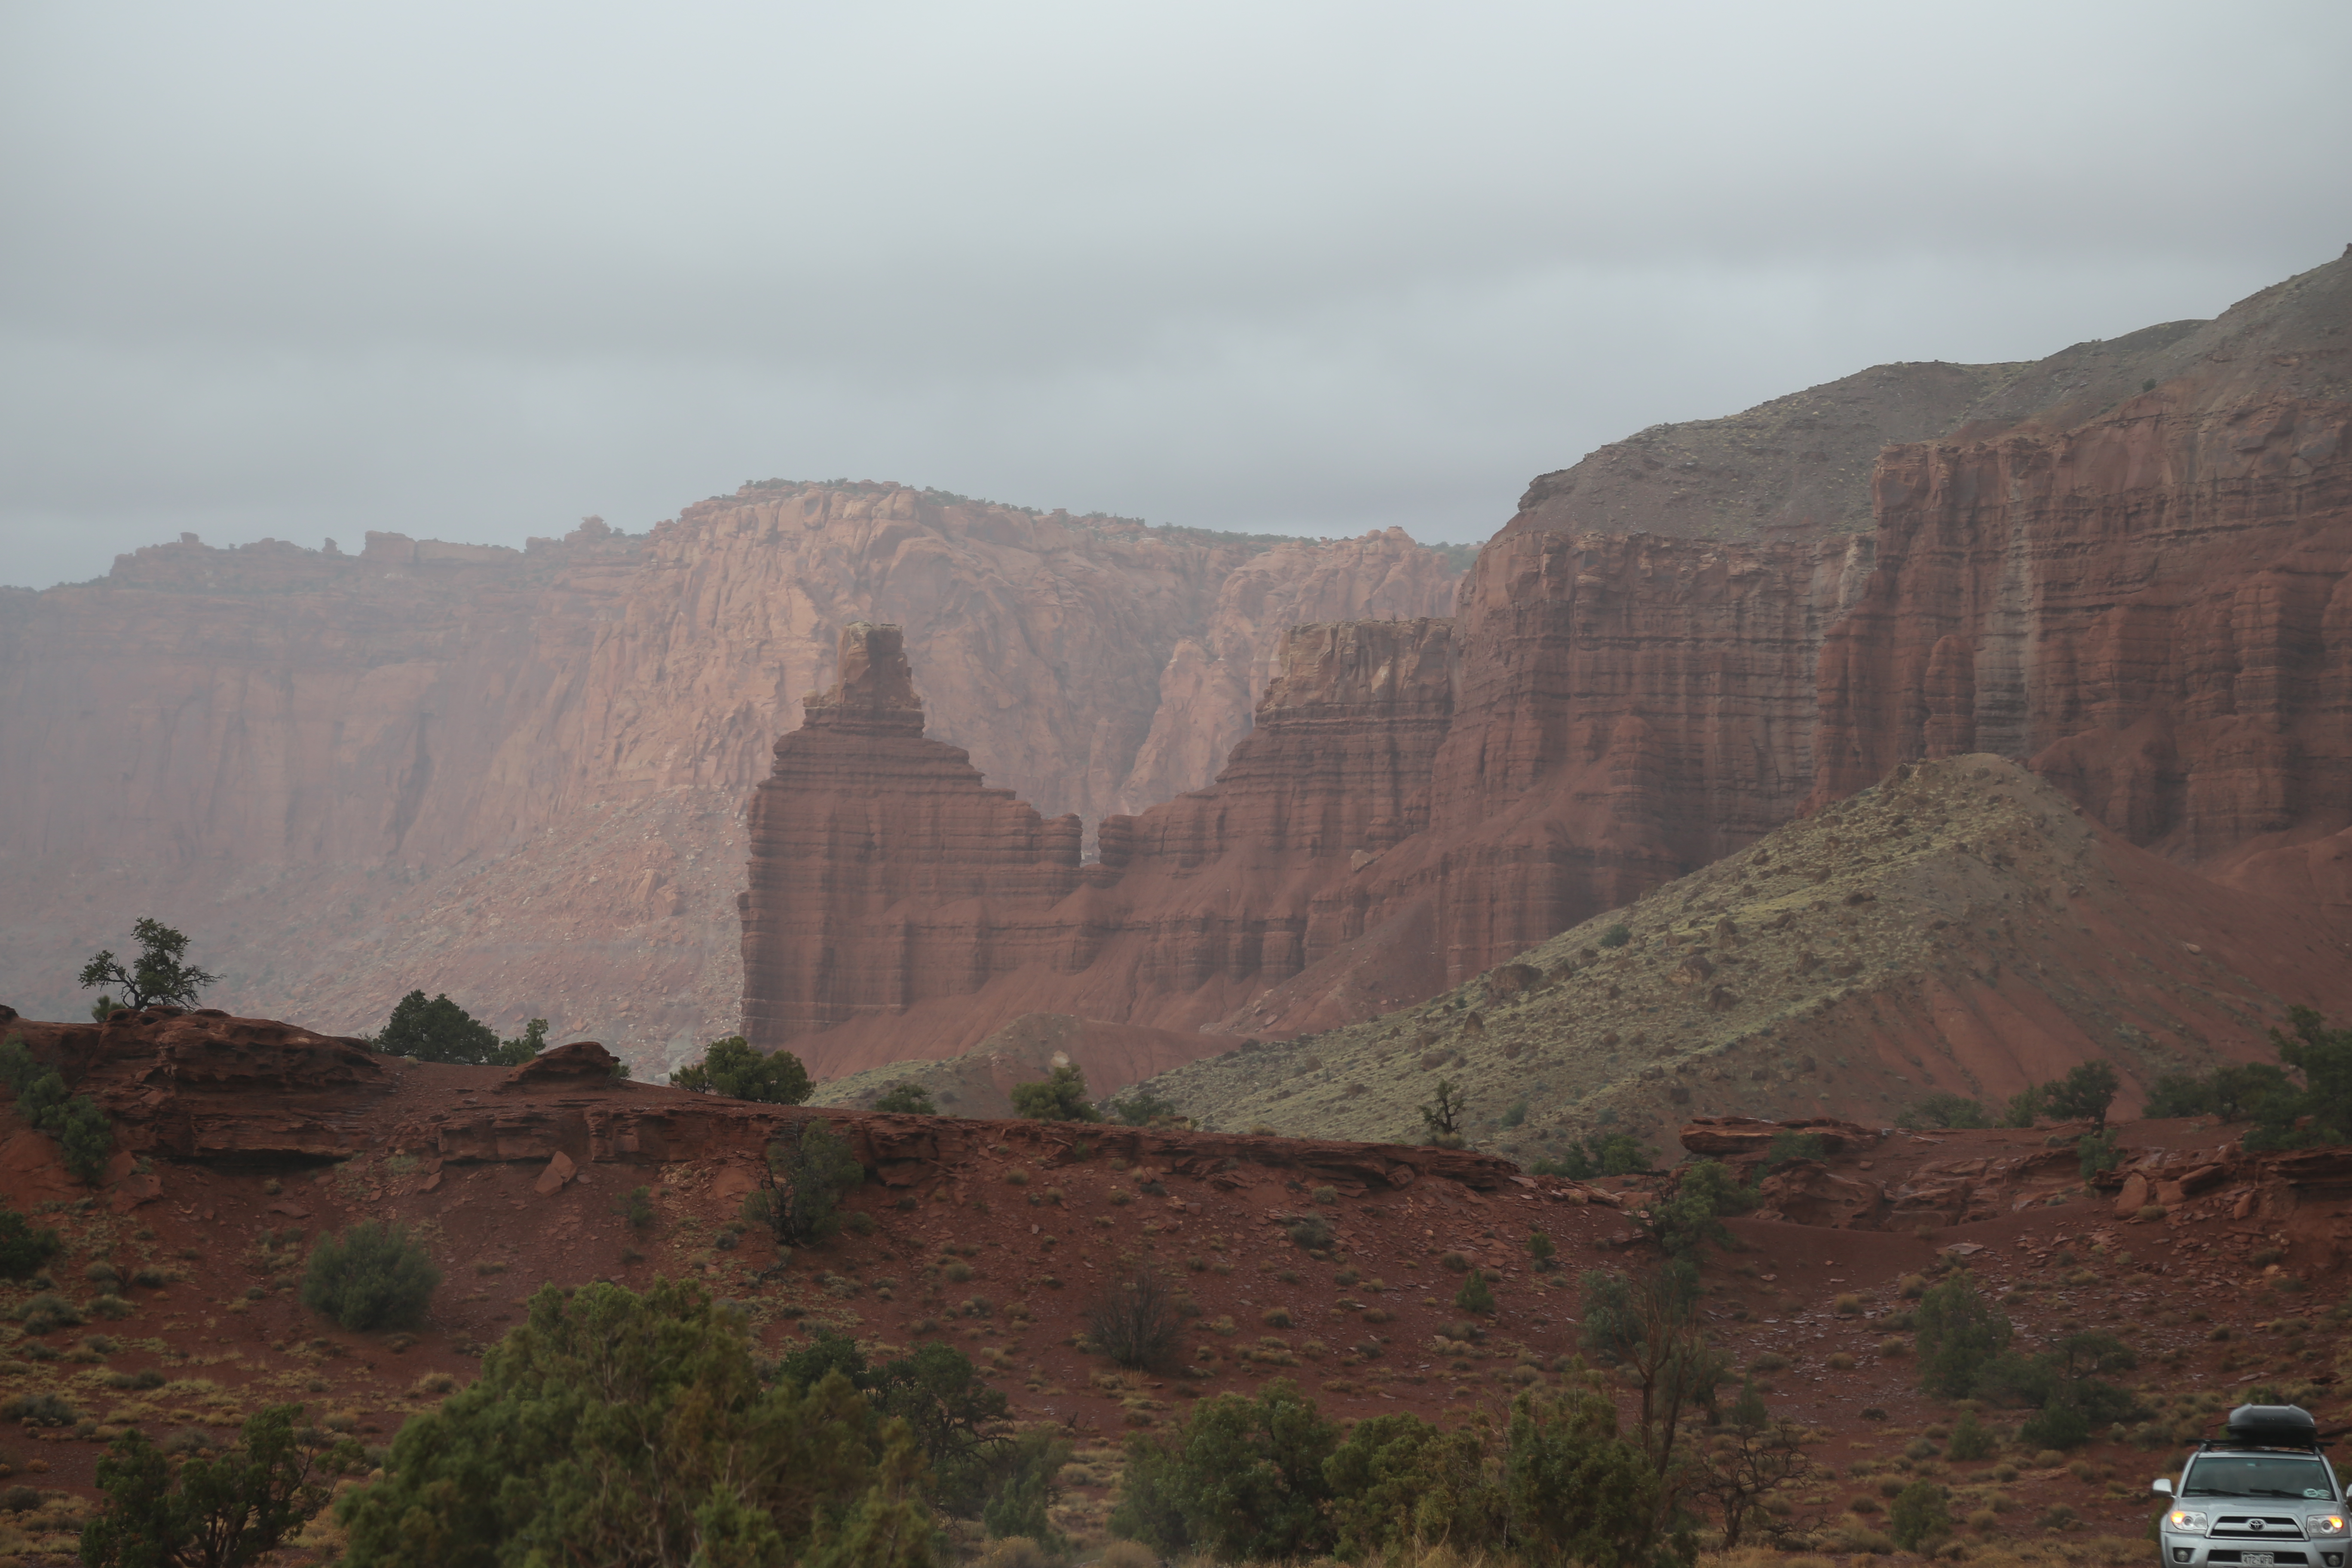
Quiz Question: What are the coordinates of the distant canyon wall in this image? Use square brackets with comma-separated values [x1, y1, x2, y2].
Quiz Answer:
[0, 490, 1459, 1057]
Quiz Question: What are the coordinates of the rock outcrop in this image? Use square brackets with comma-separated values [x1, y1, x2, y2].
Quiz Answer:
[0, 495, 1459, 1063]
[1811, 387, 2352, 857]
[6, 1004, 1520, 1195]
[742, 617, 1465, 1075]
[741, 624, 1083, 1045]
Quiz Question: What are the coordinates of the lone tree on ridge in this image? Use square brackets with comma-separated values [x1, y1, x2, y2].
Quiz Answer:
[79, 918, 218, 1011]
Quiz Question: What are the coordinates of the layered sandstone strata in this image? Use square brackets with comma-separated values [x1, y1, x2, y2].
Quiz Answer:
[1810, 391, 2352, 852]
[744, 254, 2352, 1071]
[740, 624, 1082, 1043]
[0, 493, 1459, 1063]
[742, 617, 1463, 1072]
[1810, 255, 2352, 866]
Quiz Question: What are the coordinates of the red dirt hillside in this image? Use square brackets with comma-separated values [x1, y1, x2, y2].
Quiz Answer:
[2, 1004, 2349, 1559]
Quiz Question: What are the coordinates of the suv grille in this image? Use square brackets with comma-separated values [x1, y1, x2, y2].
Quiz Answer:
[2215, 1518, 2309, 1540]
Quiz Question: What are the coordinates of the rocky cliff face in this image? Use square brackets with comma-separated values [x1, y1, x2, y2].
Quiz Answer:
[0, 493, 1460, 1065]
[745, 253, 2352, 1077]
[740, 624, 1083, 1044]
[1810, 252, 2352, 868]
[742, 616, 1465, 1077]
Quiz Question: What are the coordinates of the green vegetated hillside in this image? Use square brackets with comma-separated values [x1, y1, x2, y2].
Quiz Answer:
[1128, 753, 2275, 1162]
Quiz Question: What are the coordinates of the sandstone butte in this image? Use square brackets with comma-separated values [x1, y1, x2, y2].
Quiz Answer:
[0, 496, 1460, 1060]
[742, 250, 2352, 1093]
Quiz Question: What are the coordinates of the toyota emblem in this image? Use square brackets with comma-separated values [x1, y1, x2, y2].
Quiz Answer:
[2250, 1523, 2267, 1532]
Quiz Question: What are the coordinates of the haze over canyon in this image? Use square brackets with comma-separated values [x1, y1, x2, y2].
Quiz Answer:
[3, 248, 2349, 1139]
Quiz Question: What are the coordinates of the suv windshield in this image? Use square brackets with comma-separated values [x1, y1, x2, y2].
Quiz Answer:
[2183, 1456, 2338, 1501]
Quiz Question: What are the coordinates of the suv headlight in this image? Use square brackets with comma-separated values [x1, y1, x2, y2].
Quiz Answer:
[2308, 1515, 2348, 1538]
[2168, 1511, 2210, 1532]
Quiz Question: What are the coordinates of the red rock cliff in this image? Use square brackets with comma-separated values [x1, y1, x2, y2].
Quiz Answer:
[1809, 252, 2352, 875]
[746, 617, 1462, 1072]
[740, 624, 1081, 1043]
[748, 254, 2352, 1064]
[0, 492, 1459, 1065]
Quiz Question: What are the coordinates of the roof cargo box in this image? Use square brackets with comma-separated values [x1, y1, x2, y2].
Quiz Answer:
[2227, 1405, 2319, 1445]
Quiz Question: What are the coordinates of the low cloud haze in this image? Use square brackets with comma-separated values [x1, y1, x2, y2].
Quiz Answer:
[5, 0, 2348, 586]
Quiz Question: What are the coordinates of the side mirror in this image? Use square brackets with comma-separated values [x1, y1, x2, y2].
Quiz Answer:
[2153, 1479, 2175, 1497]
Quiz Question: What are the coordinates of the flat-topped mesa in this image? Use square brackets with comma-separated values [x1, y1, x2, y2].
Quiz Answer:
[799, 622, 926, 736]
[741, 624, 1082, 1050]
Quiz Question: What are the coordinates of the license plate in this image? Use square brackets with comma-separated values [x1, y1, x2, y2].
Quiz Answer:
[2242, 1553, 2274, 1565]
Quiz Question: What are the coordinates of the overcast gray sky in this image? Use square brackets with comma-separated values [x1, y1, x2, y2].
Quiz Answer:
[4, 0, 2348, 588]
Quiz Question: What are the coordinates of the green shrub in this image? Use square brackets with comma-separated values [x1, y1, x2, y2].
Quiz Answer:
[0, 1035, 115, 1184]
[1010, 1064, 1100, 1122]
[493, 1018, 549, 1067]
[1501, 1098, 1528, 1129]
[1455, 1271, 1496, 1315]
[617, 1185, 656, 1231]
[1531, 1132, 1653, 1179]
[2005, 1062, 2122, 1130]
[336, 1279, 930, 1568]
[3, 1390, 77, 1427]
[2076, 1128, 2121, 1180]
[1528, 1229, 1556, 1267]
[301, 1221, 441, 1332]
[2244, 1007, 2352, 1148]
[1599, 924, 1632, 949]
[1108, 1087, 1180, 1127]
[81, 1403, 357, 1568]
[1635, 1158, 1752, 1257]
[1323, 1412, 1504, 1560]
[371, 991, 501, 1065]
[1947, 1407, 1997, 1460]
[1087, 1265, 1184, 1371]
[52, 1094, 114, 1183]
[2018, 1400, 2092, 1451]
[0, 1032, 35, 1095]
[2144, 1063, 2291, 1121]
[668, 1035, 812, 1104]
[1897, 1092, 1992, 1130]
[1287, 1216, 1333, 1251]
[1110, 1378, 1341, 1561]
[981, 1430, 1074, 1552]
[1914, 1271, 2011, 1399]
[0, 1197, 61, 1280]
[2045, 1062, 2121, 1126]
[18, 1292, 83, 1334]
[1889, 1479, 1954, 1552]
[741, 1119, 863, 1247]
[872, 1081, 936, 1115]
[773, 1329, 1011, 1513]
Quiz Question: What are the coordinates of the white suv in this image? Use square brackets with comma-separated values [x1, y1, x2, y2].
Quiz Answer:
[2157, 1409, 2347, 1568]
